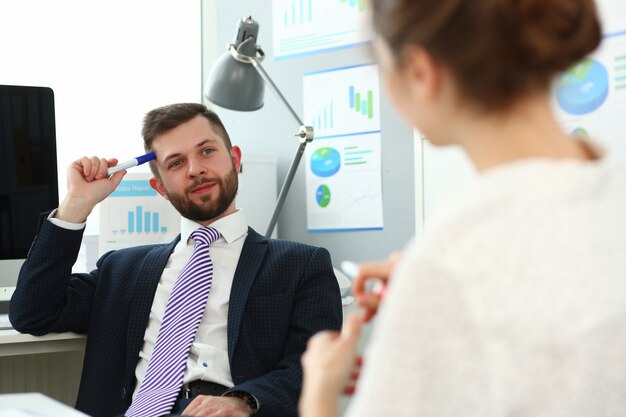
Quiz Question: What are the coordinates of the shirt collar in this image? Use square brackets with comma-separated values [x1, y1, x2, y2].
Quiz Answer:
[180, 209, 248, 245]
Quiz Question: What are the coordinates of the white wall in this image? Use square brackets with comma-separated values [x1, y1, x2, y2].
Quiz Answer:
[0, 0, 202, 234]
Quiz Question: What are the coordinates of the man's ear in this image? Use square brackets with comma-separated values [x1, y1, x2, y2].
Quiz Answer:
[231, 145, 243, 173]
[149, 177, 169, 201]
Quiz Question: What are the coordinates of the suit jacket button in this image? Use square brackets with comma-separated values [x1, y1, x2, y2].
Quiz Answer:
[121, 388, 126, 399]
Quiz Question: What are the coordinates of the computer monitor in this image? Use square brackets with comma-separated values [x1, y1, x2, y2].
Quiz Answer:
[0, 85, 58, 301]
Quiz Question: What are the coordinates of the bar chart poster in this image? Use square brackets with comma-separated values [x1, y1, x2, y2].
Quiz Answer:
[99, 173, 181, 254]
[272, 0, 372, 59]
[303, 64, 380, 139]
[305, 132, 383, 232]
[551, 14, 626, 161]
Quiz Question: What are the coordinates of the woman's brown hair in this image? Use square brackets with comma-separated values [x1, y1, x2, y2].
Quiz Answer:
[371, 0, 602, 110]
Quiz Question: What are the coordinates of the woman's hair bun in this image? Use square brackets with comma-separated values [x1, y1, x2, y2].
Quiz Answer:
[371, 0, 603, 109]
[502, 0, 602, 73]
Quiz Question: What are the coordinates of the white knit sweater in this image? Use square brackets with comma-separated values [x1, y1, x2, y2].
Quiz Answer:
[346, 149, 626, 417]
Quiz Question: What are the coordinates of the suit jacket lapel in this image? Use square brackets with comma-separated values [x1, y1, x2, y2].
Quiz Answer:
[125, 237, 180, 377]
[227, 228, 268, 360]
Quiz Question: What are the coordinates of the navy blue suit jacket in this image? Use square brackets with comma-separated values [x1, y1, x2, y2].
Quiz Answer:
[10, 214, 342, 417]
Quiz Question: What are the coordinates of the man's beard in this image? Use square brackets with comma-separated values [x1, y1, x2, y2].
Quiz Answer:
[165, 164, 238, 223]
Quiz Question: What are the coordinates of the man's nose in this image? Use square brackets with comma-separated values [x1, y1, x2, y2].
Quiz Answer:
[187, 159, 207, 177]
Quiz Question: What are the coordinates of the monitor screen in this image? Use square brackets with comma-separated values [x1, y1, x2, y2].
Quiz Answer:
[0, 85, 58, 289]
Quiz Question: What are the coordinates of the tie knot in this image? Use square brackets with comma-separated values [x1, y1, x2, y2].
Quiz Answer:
[190, 226, 221, 246]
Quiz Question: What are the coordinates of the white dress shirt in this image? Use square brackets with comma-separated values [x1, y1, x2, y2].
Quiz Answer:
[133, 209, 248, 398]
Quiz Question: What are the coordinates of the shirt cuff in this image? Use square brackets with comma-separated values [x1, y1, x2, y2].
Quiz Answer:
[47, 208, 86, 231]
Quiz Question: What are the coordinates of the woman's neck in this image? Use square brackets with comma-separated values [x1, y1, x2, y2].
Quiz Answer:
[454, 94, 594, 172]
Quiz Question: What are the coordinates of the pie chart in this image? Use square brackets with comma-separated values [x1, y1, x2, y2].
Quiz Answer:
[316, 184, 331, 208]
[310, 147, 341, 177]
[556, 58, 609, 115]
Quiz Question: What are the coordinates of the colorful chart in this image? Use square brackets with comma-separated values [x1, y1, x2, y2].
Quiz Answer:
[99, 173, 181, 254]
[316, 184, 332, 207]
[272, 0, 371, 59]
[555, 58, 609, 115]
[552, 26, 626, 163]
[311, 147, 341, 177]
[124, 206, 168, 234]
[305, 132, 383, 232]
[349, 85, 374, 119]
[304, 64, 380, 138]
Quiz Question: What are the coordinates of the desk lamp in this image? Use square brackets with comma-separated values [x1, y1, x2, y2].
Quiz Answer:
[204, 16, 314, 238]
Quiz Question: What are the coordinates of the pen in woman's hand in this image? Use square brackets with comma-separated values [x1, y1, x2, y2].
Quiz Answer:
[340, 261, 387, 299]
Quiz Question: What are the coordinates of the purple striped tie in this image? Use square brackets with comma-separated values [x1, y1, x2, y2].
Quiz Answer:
[126, 226, 221, 417]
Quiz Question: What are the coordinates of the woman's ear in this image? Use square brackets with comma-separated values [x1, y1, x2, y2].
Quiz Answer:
[149, 177, 169, 201]
[403, 46, 442, 102]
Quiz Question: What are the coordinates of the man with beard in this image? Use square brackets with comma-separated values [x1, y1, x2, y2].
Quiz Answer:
[9, 103, 343, 417]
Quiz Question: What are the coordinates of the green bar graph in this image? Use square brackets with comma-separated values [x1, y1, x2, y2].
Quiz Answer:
[350, 86, 374, 120]
[339, 0, 366, 11]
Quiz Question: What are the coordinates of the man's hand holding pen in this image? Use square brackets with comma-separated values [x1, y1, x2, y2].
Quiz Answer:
[57, 156, 127, 224]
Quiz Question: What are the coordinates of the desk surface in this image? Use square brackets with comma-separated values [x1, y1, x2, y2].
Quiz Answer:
[0, 330, 86, 357]
[0, 392, 87, 416]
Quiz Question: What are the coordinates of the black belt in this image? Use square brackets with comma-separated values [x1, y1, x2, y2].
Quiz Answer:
[179, 380, 229, 399]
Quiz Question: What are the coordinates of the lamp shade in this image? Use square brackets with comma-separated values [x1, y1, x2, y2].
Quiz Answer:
[204, 52, 265, 111]
[204, 17, 265, 111]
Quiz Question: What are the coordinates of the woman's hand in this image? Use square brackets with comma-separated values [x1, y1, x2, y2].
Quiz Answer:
[299, 314, 363, 417]
[352, 251, 403, 321]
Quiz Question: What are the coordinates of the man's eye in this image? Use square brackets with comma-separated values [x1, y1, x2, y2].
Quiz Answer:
[203, 148, 214, 155]
[169, 160, 182, 169]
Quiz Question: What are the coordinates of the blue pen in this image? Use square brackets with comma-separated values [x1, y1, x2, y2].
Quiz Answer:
[107, 152, 156, 176]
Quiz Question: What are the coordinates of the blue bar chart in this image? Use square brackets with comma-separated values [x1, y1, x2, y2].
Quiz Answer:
[282, 0, 313, 26]
[272, 0, 371, 59]
[99, 173, 181, 254]
[310, 100, 334, 131]
[125, 206, 168, 234]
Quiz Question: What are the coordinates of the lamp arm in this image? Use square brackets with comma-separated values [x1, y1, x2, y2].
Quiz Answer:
[251, 56, 306, 128]
[247, 57, 313, 237]
[223, 46, 312, 236]
[264, 139, 308, 237]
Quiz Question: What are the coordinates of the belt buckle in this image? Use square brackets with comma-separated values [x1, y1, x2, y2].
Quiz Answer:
[181, 383, 192, 399]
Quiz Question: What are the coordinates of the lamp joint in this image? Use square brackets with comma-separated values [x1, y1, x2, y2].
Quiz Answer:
[297, 126, 314, 142]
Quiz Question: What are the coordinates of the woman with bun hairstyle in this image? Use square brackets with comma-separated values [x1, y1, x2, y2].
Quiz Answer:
[300, 0, 626, 416]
